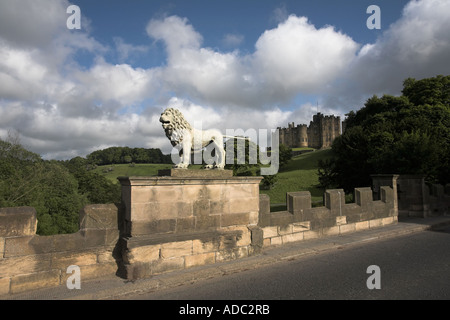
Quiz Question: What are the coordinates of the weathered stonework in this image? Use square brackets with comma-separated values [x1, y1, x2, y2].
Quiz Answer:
[0, 207, 37, 237]
[117, 171, 263, 280]
[372, 174, 450, 218]
[278, 112, 341, 149]
[259, 186, 400, 247]
[0, 205, 120, 295]
[117, 172, 261, 237]
[1, 169, 447, 295]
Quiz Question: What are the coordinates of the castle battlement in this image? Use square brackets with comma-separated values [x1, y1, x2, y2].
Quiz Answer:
[279, 112, 341, 149]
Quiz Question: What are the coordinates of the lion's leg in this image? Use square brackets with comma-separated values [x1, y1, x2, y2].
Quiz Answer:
[203, 146, 214, 169]
[213, 141, 225, 170]
[173, 146, 183, 169]
[181, 141, 191, 168]
[174, 142, 191, 169]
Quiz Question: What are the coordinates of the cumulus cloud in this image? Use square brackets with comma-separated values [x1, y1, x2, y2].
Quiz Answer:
[253, 15, 359, 96]
[145, 14, 358, 108]
[1, 0, 449, 159]
[0, 0, 68, 48]
[113, 37, 149, 63]
[221, 33, 245, 48]
[323, 0, 450, 110]
[146, 16, 203, 54]
[0, 0, 159, 158]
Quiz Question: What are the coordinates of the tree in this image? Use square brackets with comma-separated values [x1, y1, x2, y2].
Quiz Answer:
[37, 161, 87, 235]
[224, 138, 280, 189]
[224, 138, 261, 176]
[0, 134, 87, 235]
[319, 75, 450, 192]
[402, 75, 450, 106]
[86, 146, 171, 165]
[64, 156, 121, 204]
[278, 144, 292, 169]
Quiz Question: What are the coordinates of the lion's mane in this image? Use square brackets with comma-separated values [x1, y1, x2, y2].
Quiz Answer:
[161, 108, 193, 143]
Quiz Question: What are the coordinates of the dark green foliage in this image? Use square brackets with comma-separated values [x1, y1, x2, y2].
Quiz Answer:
[319, 75, 450, 192]
[224, 138, 261, 176]
[259, 172, 278, 190]
[0, 137, 87, 235]
[278, 144, 293, 169]
[317, 158, 337, 190]
[0, 136, 121, 235]
[86, 146, 171, 165]
[402, 75, 450, 106]
[36, 161, 87, 235]
[63, 157, 121, 204]
[224, 138, 280, 189]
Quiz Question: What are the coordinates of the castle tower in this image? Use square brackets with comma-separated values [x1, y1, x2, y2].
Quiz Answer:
[278, 112, 341, 149]
[298, 124, 308, 147]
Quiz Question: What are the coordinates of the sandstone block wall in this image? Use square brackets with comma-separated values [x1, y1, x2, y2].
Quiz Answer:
[118, 174, 262, 237]
[121, 226, 261, 280]
[3, 171, 441, 295]
[118, 172, 263, 280]
[0, 205, 120, 295]
[372, 174, 450, 218]
[259, 186, 398, 247]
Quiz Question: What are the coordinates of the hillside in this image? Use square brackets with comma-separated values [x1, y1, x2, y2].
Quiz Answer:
[93, 163, 172, 182]
[94, 148, 333, 206]
[260, 148, 333, 206]
[93, 163, 203, 182]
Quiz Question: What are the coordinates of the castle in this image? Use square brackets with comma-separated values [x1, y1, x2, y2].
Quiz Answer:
[278, 112, 341, 149]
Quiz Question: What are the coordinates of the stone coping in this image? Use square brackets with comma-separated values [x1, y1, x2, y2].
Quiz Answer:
[157, 169, 233, 178]
[122, 228, 247, 249]
[117, 175, 263, 186]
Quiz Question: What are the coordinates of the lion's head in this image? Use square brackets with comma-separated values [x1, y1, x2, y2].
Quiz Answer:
[159, 108, 193, 146]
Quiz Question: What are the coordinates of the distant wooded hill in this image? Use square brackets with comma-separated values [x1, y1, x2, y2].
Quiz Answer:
[86, 146, 172, 166]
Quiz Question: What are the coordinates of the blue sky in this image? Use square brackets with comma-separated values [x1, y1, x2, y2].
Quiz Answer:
[0, 0, 449, 159]
[72, 0, 406, 68]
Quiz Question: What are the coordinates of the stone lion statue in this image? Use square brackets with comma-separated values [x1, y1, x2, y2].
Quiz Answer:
[159, 108, 225, 169]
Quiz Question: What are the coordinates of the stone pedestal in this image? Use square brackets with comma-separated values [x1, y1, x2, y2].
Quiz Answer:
[118, 170, 262, 236]
[117, 170, 263, 280]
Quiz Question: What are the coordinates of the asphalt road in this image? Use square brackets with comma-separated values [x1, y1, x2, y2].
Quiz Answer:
[126, 225, 450, 300]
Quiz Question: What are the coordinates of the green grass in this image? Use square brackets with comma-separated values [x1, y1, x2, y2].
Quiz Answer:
[291, 147, 315, 152]
[94, 149, 333, 208]
[93, 163, 171, 183]
[260, 148, 333, 205]
[93, 163, 205, 183]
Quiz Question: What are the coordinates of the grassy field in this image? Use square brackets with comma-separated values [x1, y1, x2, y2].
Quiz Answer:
[93, 163, 205, 182]
[260, 148, 333, 206]
[94, 163, 169, 182]
[291, 147, 315, 152]
[94, 148, 332, 207]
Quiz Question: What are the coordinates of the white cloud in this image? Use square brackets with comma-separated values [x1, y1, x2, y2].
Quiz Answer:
[1, 0, 449, 160]
[0, 0, 69, 48]
[271, 5, 289, 25]
[145, 14, 358, 109]
[113, 37, 149, 63]
[146, 16, 203, 54]
[324, 0, 450, 110]
[73, 61, 155, 106]
[221, 33, 244, 48]
[253, 15, 359, 96]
